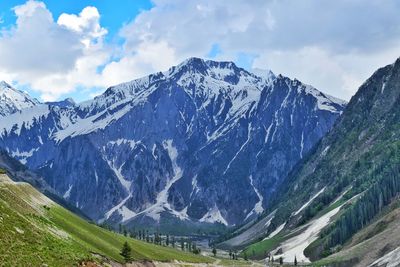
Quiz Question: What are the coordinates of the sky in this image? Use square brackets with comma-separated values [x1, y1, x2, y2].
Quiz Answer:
[1, 0, 400, 102]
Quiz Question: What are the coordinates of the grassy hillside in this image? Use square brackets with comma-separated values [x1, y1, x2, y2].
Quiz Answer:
[0, 173, 211, 266]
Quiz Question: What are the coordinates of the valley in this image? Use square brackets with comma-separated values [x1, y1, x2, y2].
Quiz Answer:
[1, 56, 400, 267]
[2, 1, 400, 266]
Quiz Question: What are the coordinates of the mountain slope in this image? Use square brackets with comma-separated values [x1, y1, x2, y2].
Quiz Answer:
[0, 58, 346, 229]
[0, 81, 39, 117]
[223, 58, 400, 266]
[0, 170, 213, 266]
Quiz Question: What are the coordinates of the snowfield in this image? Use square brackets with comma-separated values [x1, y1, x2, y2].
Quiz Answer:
[272, 204, 343, 263]
[369, 247, 400, 267]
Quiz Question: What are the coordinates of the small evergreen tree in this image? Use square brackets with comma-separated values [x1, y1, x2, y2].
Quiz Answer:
[123, 227, 127, 237]
[212, 247, 217, 257]
[294, 255, 298, 266]
[279, 257, 283, 265]
[120, 241, 132, 263]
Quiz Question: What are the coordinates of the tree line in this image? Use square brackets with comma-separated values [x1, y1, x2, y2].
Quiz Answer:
[321, 163, 400, 254]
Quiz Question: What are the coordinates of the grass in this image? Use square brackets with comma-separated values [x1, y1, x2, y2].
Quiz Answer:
[48, 205, 212, 263]
[240, 233, 285, 260]
[217, 258, 259, 266]
[0, 183, 89, 266]
[0, 176, 212, 266]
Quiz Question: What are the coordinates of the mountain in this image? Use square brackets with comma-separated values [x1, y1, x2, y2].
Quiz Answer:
[45, 97, 76, 108]
[0, 58, 346, 231]
[0, 81, 39, 116]
[0, 166, 212, 266]
[221, 58, 400, 266]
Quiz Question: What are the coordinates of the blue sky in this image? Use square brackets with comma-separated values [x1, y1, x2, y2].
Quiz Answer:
[1, 0, 400, 102]
[0, 0, 152, 35]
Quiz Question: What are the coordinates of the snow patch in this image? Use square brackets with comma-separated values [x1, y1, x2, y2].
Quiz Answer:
[369, 246, 400, 267]
[63, 184, 73, 199]
[321, 145, 330, 157]
[300, 132, 304, 158]
[303, 84, 346, 113]
[199, 204, 228, 225]
[245, 175, 264, 220]
[109, 139, 139, 149]
[265, 222, 286, 240]
[119, 205, 137, 222]
[10, 148, 39, 164]
[274, 204, 343, 263]
[94, 170, 99, 185]
[292, 187, 326, 216]
[381, 82, 387, 94]
[104, 194, 132, 221]
[105, 159, 131, 193]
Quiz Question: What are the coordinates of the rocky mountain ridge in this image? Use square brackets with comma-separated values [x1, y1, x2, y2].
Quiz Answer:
[0, 58, 346, 229]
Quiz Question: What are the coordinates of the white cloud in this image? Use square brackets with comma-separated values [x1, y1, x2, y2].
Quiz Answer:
[0, 1, 82, 76]
[57, 6, 107, 47]
[0, 0, 110, 101]
[101, 40, 177, 85]
[115, 0, 400, 100]
[1, 0, 400, 101]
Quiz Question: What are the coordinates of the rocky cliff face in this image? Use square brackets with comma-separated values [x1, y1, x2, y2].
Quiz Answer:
[0, 58, 346, 228]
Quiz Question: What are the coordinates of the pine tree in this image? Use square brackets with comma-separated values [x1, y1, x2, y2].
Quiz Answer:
[279, 257, 283, 265]
[123, 227, 127, 237]
[192, 242, 198, 254]
[294, 255, 298, 266]
[212, 247, 217, 257]
[120, 241, 132, 263]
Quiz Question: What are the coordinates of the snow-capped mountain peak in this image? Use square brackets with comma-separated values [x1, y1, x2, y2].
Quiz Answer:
[0, 81, 40, 117]
[0, 58, 347, 229]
